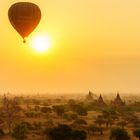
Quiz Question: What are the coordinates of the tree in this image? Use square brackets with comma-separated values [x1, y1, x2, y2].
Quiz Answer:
[102, 108, 118, 128]
[44, 119, 54, 128]
[94, 116, 105, 135]
[12, 123, 27, 140]
[74, 105, 87, 116]
[110, 128, 130, 140]
[21, 121, 33, 130]
[71, 130, 87, 140]
[88, 124, 100, 139]
[133, 129, 140, 140]
[88, 124, 98, 135]
[41, 106, 52, 114]
[46, 124, 87, 140]
[63, 111, 78, 121]
[0, 129, 4, 138]
[34, 105, 40, 111]
[47, 124, 72, 140]
[131, 118, 140, 128]
[68, 99, 76, 106]
[53, 105, 65, 117]
[31, 99, 41, 106]
[33, 121, 42, 130]
[24, 99, 31, 110]
[43, 120, 55, 140]
[1, 95, 21, 133]
[94, 116, 105, 127]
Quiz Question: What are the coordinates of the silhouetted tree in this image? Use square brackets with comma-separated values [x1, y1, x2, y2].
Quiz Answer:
[41, 106, 52, 114]
[46, 124, 87, 140]
[68, 99, 76, 106]
[131, 118, 140, 128]
[71, 130, 87, 140]
[133, 129, 140, 140]
[31, 99, 41, 105]
[47, 124, 72, 140]
[43, 120, 55, 140]
[88, 124, 99, 138]
[102, 109, 117, 128]
[1, 95, 21, 133]
[34, 105, 40, 111]
[12, 123, 27, 140]
[53, 105, 65, 117]
[110, 128, 130, 140]
[94, 116, 105, 135]
[88, 124, 98, 135]
[25, 111, 40, 118]
[63, 111, 78, 121]
[33, 121, 42, 130]
[0, 129, 4, 138]
[74, 105, 87, 116]
[21, 121, 33, 130]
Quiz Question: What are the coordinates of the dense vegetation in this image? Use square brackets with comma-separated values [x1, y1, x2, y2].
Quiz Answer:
[0, 94, 139, 140]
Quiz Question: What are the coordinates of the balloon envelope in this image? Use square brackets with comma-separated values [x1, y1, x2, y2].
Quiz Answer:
[8, 2, 41, 42]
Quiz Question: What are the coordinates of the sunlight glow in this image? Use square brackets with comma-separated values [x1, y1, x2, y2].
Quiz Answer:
[31, 35, 50, 53]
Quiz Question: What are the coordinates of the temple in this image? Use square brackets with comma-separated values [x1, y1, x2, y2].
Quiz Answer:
[112, 92, 125, 106]
[86, 91, 96, 102]
[96, 94, 106, 106]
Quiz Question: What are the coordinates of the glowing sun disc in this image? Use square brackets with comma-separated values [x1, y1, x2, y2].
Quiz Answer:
[31, 35, 50, 53]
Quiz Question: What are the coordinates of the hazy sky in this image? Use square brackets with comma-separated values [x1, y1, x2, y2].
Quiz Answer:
[1, 0, 140, 93]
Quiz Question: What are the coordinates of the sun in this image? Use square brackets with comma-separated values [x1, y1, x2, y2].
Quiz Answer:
[31, 35, 50, 53]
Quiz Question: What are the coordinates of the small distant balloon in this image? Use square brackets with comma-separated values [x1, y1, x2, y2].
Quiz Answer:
[8, 2, 41, 43]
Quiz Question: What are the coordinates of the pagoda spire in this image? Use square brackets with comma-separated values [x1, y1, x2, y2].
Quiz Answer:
[113, 92, 125, 106]
[97, 94, 106, 106]
[86, 91, 95, 101]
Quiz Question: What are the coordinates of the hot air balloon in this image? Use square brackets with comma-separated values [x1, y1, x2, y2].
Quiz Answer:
[8, 2, 41, 43]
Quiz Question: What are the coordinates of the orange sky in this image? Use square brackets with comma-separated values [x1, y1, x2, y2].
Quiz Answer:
[1, 0, 140, 93]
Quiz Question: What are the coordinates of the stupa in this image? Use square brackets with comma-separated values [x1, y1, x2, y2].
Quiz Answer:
[113, 92, 125, 106]
[96, 94, 106, 106]
[86, 91, 96, 102]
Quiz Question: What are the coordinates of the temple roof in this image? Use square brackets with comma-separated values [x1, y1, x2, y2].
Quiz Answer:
[113, 92, 125, 106]
[97, 94, 106, 106]
[86, 91, 96, 101]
